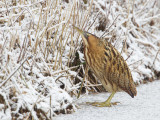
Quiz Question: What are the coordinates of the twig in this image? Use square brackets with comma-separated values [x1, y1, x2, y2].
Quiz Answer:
[84, 84, 102, 87]
[136, 0, 153, 16]
[100, 14, 120, 38]
[82, 0, 94, 29]
[120, 39, 126, 54]
[125, 50, 134, 61]
[0, 55, 33, 88]
[87, 11, 100, 31]
[152, 48, 160, 67]
[9, 7, 34, 27]
[50, 95, 52, 120]
[113, 30, 123, 47]
[51, 65, 79, 76]
[77, 66, 88, 98]
[4, 0, 10, 16]
[135, 39, 156, 49]
[128, 59, 143, 66]
[106, 0, 112, 19]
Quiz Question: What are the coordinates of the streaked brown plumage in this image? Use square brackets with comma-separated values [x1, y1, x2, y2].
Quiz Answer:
[74, 26, 137, 107]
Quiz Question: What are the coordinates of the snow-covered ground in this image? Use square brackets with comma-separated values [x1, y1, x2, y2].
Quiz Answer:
[55, 80, 160, 120]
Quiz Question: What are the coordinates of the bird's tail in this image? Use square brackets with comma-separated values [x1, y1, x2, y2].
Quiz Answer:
[128, 81, 137, 98]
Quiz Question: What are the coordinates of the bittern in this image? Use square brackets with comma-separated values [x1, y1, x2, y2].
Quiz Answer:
[74, 26, 137, 107]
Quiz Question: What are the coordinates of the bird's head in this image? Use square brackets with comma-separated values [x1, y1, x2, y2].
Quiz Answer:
[73, 26, 99, 48]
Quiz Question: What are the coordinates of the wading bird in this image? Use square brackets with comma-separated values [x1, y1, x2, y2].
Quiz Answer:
[74, 26, 137, 107]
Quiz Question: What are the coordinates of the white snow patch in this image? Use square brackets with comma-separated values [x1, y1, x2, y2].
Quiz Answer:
[54, 80, 160, 120]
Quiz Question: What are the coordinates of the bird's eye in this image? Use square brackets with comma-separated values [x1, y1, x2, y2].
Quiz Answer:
[83, 33, 89, 40]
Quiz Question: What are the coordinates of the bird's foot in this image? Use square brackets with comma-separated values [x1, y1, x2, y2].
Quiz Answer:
[86, 101, 120, 107]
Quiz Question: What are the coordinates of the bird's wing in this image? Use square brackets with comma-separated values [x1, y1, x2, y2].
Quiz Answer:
[104, 42, 137, 97]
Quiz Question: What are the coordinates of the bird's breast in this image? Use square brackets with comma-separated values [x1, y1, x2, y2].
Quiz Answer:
[84, 47, 104, 79]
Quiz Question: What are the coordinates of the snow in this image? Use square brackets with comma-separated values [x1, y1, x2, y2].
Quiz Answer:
[54, 80, 160, 120]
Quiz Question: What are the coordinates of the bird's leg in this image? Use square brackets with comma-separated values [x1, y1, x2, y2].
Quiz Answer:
[87, 91, 120, 107]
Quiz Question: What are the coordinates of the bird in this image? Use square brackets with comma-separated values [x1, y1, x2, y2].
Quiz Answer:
[73, 26, 137, 107]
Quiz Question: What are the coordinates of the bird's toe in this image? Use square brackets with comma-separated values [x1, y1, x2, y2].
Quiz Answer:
[111, 102, 120, 106]
[86, 101, 112, 107]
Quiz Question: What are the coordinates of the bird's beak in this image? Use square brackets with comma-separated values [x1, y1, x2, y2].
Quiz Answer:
[73, 25, 89, 45]
[73, 26, 84, 35]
